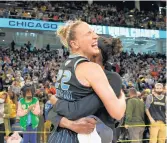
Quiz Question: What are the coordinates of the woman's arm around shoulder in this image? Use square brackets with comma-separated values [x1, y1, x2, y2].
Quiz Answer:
[76, 62, 126, 120]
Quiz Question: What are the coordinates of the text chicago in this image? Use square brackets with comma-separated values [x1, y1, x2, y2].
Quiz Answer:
[9, 21, 57, 29]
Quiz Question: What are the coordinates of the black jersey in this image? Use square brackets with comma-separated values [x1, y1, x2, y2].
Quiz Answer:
[149, 94, 166, 123]
[55, 54, 94, 101]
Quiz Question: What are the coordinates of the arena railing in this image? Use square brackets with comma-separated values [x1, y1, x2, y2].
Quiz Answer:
[6, 123, 167, 142]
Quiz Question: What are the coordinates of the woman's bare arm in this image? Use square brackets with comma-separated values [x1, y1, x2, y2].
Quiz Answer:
[76, 62, 126, 120]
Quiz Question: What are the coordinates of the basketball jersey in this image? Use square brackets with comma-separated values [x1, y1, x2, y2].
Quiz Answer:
[55, 54, 94, 101]
[149, 94, 166, 123]
[50, 55, 95, 143]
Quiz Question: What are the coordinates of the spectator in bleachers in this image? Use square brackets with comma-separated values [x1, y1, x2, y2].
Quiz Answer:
[125, 88, 145, 143]
[0, 1, 166, 30]
[0, 91, 8, 143]
[11, 80, 22, 97]
[17, 86, 40, 143]
[145, 83, 166, 143]
[0, 73, 3, 92]
[7, 88, 17, 127]
[3, 92, 12, 138]
[11, 40, 15, 52]
[46, 44, 50, 52]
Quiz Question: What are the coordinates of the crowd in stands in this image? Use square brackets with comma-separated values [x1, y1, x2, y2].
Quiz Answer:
[0, 39, 166, 142]
[111, 50, 166, 93]
[0, 42, 69, 142]
[0, 1, 166, 30]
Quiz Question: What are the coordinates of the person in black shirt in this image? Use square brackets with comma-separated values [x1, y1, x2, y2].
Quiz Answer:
[11, 40, 15, 52]
[0, 72, 3, 91]
[145, 83, 166, 143]
[46, 44, 50, 52]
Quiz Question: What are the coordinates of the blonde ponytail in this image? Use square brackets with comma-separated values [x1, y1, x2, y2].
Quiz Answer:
[56, 20, 82, 48]
[57, 25, 70, 48]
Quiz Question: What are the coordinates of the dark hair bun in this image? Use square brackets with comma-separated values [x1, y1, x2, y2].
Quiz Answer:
[98, 36, 122, 65]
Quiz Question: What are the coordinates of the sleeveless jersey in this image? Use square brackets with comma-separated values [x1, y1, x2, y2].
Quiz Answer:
[49, 55, 95, 143]
[149, 94, 166, 123]
[55, 54, 94, 101]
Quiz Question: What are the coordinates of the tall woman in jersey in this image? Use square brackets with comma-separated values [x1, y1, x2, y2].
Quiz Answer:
[48, 20, 126, 143]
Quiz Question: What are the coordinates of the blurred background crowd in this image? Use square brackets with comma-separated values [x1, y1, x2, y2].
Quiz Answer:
[0, 41, 166, 96]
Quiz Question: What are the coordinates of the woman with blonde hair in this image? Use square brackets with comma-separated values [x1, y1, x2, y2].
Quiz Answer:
[48, 20, 126, 143]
